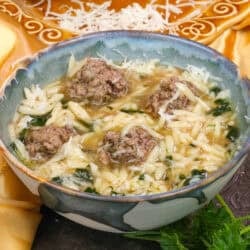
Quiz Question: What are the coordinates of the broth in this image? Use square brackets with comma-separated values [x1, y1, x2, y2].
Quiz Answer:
[9, 57, 239, 195]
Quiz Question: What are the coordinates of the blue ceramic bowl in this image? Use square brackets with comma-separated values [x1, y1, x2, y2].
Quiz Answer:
[0, 31, 249, 232]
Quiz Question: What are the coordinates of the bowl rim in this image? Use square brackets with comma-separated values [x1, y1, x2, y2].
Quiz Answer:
[0, 30, 249, 202]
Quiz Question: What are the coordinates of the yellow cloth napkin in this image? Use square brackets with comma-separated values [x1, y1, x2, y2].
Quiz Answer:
[0, 155, 41, 250]
[0, 2, 249, 249]
[210, 27, 250, 78]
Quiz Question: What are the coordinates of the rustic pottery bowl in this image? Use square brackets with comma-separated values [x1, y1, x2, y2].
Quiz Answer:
[0, 31, 249, 233]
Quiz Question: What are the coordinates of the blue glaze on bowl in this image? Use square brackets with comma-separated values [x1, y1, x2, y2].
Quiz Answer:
[0, 31, 249, 232]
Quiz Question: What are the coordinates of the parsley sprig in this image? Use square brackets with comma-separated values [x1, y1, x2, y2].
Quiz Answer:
[124, 195, 250, 250]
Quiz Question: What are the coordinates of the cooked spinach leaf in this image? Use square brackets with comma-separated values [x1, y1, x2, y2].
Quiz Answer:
[139, 174, 145, 181]
[210, 86, 221, 96]
[191, 169, 206, 176]
[73, 167, 93, 183]
[18, 128, 29, 142]
[210, 99, 232, 116]
[9, 142, 33, 167]
[226, 126, 239, 142]
[29, 112, 51, 126]
[51, 176, 63, 185]
[179, 174, 186, 180]
[183, 169, 207, 186]
[78, 120, 94, 131]
[166, 155, 173, 160]
[84, 187, 99, 194]
[61, 99, 68, 109]
[164, 155, 173, 166]
[120, 109, 144, 114]
[9, 142, 17, 152]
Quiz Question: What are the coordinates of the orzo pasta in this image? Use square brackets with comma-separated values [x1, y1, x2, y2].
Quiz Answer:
[8, 57, 240, 195]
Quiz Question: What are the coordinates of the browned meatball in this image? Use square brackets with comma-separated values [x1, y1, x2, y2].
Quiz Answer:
[24, 125, 74, 160]
[98, 126, 157, 165]
[146, 76, 199, 117]
[65, 57, 129, 105]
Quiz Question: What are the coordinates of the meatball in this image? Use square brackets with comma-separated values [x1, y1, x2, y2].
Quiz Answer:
[146, 76, 199, 117]
[98, 126, 157, 165]
[65, 57, 129, 105]
[24, 125, 74, 160]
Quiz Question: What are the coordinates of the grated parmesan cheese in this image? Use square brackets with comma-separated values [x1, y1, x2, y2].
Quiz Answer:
[43, 0, 211, 35]
[115, 59, 159, 75]
[158, 90, 180, 122]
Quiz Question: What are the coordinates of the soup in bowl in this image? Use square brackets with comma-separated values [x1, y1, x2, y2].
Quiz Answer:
[0, 31, 249, 232]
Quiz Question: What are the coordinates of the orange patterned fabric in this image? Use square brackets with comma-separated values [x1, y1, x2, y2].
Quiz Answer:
[0, 0, 248, 44]
[0, 1, 249, 249]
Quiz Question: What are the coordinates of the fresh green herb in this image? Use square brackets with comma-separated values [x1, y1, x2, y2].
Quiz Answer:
[29, 112, 51, 126]
[226, 126, 239, 142]
[18, 128, 29, 142]
[120, 109, 145, 114]
[210, 86, 221, 96]
[73, 167, 93, 183]
[51, 176, 63, 185]
[124, 195, 250, 250]
[210, 99, 232, 116]
[139, 174, 145, 181]
[183, 169, 207, 186]
[84, 187, 99, 194]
